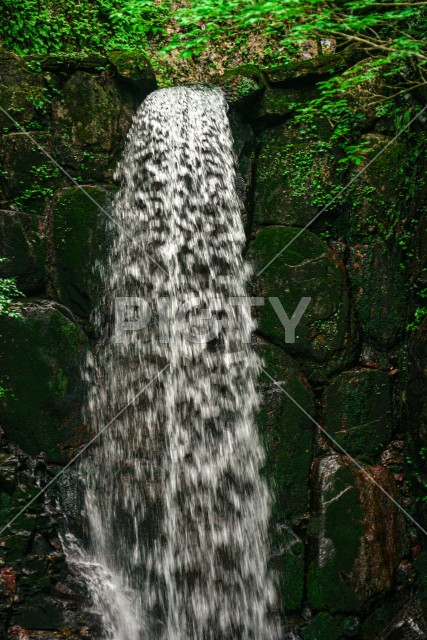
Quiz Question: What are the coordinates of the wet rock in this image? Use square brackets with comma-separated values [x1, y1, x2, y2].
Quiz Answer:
[348, 242, 408, 350]
[308, 454, 407, 613]
[265, 48, 365, 88]
[0, 132, 55, 202]
[11, 594, 65, 630]
[51, 186, 113, 317]
[255, 339, 314, 610]
[254, 122, 343, 226]
[403, 317, 427, 450]
[108, 50, 157, 95]
[214, 66, 265, 110]
[51, 72, 136, 179]
[255, 87, 317, 129]
[0, 301, 88, 461]
[323, 368, 392, 459]
[0, 210, 46, 294]
[0, 50, 43, 128]
[250, 227, 355, 380]
[302, 612, 360, 639]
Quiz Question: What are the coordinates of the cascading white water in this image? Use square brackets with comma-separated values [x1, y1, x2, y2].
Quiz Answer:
[64, 85, 279, 640]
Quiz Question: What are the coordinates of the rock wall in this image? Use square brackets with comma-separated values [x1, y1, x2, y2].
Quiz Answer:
[0, 48, 426, 639]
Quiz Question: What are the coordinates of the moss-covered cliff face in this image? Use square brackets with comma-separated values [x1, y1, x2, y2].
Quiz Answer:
[0, 48, 426, 639]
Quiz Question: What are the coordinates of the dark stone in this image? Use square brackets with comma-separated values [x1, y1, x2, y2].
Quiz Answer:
[0, 301, 88, 461]
[255, 86, 317, 129]
[255, 339, 315, 610]
[51, 72, 136, 179]
[249, 227, 355, 380]
[12, 595, 64, 630]
[214, 66, 265, 110]
[254, 123, 343, 226]
[302, 612, 360, 640]
[402, 317, 427, 450]
[308, 455, 407, 613]
[323, 368, 392, 459]
[108, 50, 157, 95]
[0, 132, 54, 202]
[348, 242, 408, 350]
[0, 209, 46, 294]
[0, 49, 44, 128]
[51, 186, 113, 317]
[265, 47, 366, 88]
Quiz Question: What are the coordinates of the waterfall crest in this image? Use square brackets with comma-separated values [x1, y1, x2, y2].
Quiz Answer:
[64, 85, 279, 640]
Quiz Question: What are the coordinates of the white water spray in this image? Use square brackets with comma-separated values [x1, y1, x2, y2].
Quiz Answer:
[64, 86, 279, 640]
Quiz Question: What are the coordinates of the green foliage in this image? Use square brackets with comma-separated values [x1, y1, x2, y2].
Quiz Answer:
[0, 0, 171, 55]
[0, 260, 23, 319]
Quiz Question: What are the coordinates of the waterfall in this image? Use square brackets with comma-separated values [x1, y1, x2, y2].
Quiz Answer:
[63, 86, 279, 640]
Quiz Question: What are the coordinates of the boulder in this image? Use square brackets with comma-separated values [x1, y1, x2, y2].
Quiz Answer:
[255, 339, 315, 611]
[51, 186, 112, 317]
[0, 50, 44, 129]
[0, 210, 46, 294]
[323, 369, 392, 459]
[348, 242, 408, 350]
[108, 50, 157, 95]
[254, 123, 343, 226]
[250, 227, 355, 380]
[255, 86, 317, 129]
[51, 72, 136, 179]
[214, 66, 265, 110]
[0, 301, 88, 461]
[307, 454, 407, 613]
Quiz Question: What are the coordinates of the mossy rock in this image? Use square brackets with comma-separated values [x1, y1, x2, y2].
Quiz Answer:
[308, 454, 407, 613]
[323, 369, 392, 459]
[0, 132, 56, 203]
[0, 210, 46, 294]
[52, 186, 113, 317]
[265, 48, 364, 88]
[0, 301, 88, 462]
[255, 86, 317, 129]
[255, 339, 314, 611]
[0, 49, 44, 128]
[108, 50, 157, 95]
[249, 227, 354, 380]
[254, 123, 343, 226]
[214, 66, 265, 110]
[302, 612, 360, 640]
[348, 242, 408, 350]
[341, 134, 423, 244]
[51, 71, 135, 179]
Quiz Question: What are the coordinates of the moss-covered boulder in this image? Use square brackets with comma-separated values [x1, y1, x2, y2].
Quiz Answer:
[255, 339, 314, 611]
[255, 86, 317, 129]
[0, 210, 46, 294]
[51, 186, 112, 317]
[0, 132, 56, 203]
[302, 612, 360, 640]
[254, 123, 343, 226]
[108, 50, 157, 95]
[308, 455, 407, 613]
[214, 66, 265, 110]
[265, 47, 364, 88]
[323, 369, 392, 459]
[51, 71, 136, 179]
[403, 317, 427, 451]
[342, 134, 422, 244]
[0, 301, 88, 461]
[250, 227, 354, 380]
[0, 49, 44, 128]
[348, 242, 408, 350]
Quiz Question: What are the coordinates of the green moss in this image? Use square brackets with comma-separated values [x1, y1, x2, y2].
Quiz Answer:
[0, 302, 88, 461]
[53, 186, 112, 317]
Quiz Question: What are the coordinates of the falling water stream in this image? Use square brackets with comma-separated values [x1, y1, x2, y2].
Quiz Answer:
[64, 86, 279, 640]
